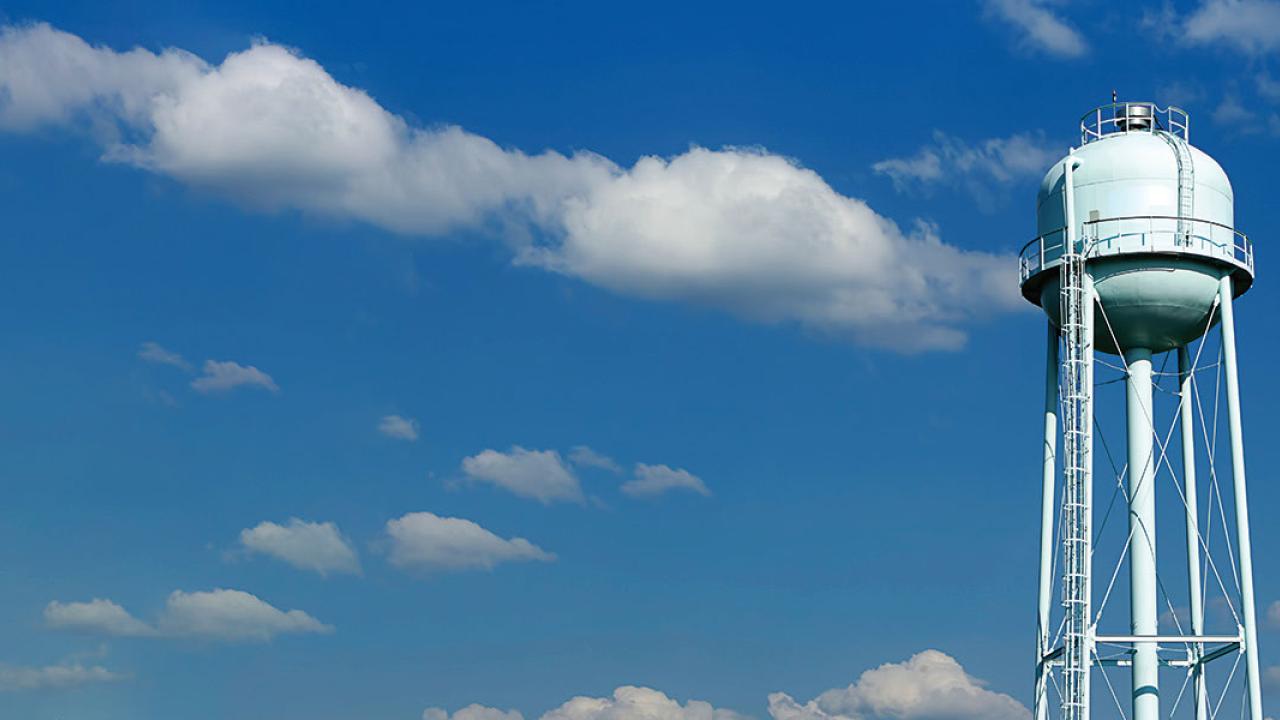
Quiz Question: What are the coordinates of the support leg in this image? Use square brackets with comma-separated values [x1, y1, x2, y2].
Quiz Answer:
[1219, 276, 1264, 720]
[1179, 346, 1208, 720]
[1125, 347, 1159, 720]
[1036, 323, 1060, 720]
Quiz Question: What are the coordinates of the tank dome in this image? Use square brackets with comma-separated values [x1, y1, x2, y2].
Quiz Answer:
[1019, 105, 1254, 356]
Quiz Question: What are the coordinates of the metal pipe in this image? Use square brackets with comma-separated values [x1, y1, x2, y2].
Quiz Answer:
[1218, 275, 1264, 720]
[1124, 346, 1159, 720]
[1179, 345, 1209, 720]
[1035, 322, 1060, 720]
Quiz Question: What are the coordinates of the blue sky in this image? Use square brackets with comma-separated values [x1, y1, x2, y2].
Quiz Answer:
[1, 1, 1279, 719]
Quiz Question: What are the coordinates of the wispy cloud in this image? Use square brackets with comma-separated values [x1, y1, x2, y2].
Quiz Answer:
[873, 131, 1060, 209]
[137, 340, 190, 370]
[622, 463, 711, 498]
[569, 445, 622, 473]
[190, 359, 278, 394]
[0, 662, 127, 692]
[0, 23, 1021, 352]
[1183, 0, 1280, 54]
[461, 447, 584, 504]
[378, 414, 420, 441]
[1212, 94, 1262, 129]
[981, 0, 1088, 58]
[239, 519, 361, 576]
[45, 589, 330, 642]
[384, 511, 555, 572]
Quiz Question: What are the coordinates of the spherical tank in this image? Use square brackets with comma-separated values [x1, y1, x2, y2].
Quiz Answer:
[1019, 106, 1254, 356]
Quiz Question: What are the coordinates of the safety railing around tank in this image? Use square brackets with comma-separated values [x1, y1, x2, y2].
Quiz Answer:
[1080, 102, 1190, 145]
[1019, 216, 1253, 284]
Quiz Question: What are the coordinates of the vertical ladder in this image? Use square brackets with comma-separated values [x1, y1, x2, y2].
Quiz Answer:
[1162, 132, 1196, 245]
[1059, 217, 1093, 720]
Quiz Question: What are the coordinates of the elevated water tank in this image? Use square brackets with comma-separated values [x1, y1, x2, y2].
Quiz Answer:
[1019, 102, 1254, 355]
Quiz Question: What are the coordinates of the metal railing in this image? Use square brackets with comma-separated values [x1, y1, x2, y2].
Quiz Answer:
[1019, 215, 1253, 284]
[1080, 102, 1190, 145]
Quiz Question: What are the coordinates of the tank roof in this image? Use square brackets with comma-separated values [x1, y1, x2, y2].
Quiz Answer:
[1080, 102, 1190, 145]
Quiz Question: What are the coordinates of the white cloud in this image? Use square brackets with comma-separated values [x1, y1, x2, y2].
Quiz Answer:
[543, 686, 747, 720]
[873, 131, 1060, 208]
[462, 447, 584, 504]
[1266, 665, 1280, 691]
[767, 650, 1029, 720]
[46, 589, 330, 642]
[190, 359, 279, 394]
[137, 340, 190, 369]
[524, 148, 1019, 351]
[424, 705, 525, 720]
[0, 23, 1021, 352]
[239, 518, 360, 576]
[569, 446, 621, 473]
[44, 598, 156, 637]
[1268, 600, 1280, 627]
[155, 588, 331, 641]
[622, 464, 711, 498]
[1183, 0, 1280, 54]
[0, 663, 127, 692]
[981, 0, 1088, 58]
[385, 511, 555, 571]
[379, 414, 420, 441]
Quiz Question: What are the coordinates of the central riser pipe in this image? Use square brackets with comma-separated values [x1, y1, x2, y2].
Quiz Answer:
[1125, 348, 1159, 720]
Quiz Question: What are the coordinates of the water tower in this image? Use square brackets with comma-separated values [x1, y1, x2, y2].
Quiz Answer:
[1021, 102, 1262, 720]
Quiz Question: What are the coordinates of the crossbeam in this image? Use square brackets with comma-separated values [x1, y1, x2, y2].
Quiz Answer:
[1094, 635, 1242, 645]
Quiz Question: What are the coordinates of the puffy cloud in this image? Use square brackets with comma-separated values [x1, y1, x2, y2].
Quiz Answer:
[569, 446, 621, 473]
[0, 23, 205, 131]
[1265, 599, 1280, 627]
[137, 340, 190, 369]
[622, 464, 711, 498]
[379, 414, 420, 441]
[424, 705, 525, 720]
[543, 686, 747, 720]
[239, 518, 361, 576]
[462, 447, 583, 504]
[0, 663, 127, 692]
[46, 589, 330, 642]
[1266, 666, 1280, 691]
[525, 148, 1017, 351]
[0, 23, 1020, 352]
[981, 0, 1088, 58]
[385, 511, 555, 571]
[1183, 0, 1280, 54]
[873, 131, 1060, 209]
[43, 598, 156, 637]
[767, 650, 1029, 720]
[190, 359, 279, 394]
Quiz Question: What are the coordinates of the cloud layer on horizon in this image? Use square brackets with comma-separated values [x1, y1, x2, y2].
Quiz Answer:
[0, 22, 1021, 352]
[424, 651, 1027, 720]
